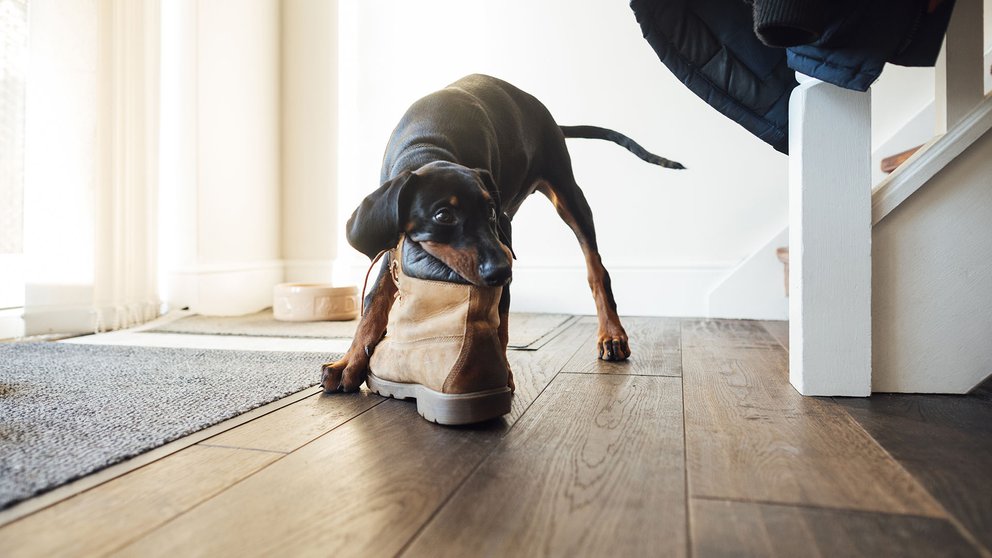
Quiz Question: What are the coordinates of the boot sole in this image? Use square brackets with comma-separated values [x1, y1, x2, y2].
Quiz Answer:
[365, 372, 512, 425]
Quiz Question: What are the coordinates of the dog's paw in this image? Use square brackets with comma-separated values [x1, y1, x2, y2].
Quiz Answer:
[597, 327, 631, 362]
[507, 368, 516, 393]
[320, 354, 368, 393]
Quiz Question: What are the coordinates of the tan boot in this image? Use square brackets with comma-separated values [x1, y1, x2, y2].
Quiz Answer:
[367, 237, 512, 425]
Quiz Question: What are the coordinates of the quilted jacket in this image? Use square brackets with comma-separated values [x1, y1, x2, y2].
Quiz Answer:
[631, 0, 957, 153]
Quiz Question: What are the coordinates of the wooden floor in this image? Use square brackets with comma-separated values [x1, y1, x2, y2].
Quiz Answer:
[2, 317, 991, 557]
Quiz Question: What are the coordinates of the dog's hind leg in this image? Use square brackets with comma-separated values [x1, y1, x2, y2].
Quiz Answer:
[536, 175, 630, 361]
[321, 257, 398, 392]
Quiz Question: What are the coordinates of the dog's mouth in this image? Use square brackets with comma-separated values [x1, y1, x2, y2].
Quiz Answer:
[405, 239, 511, 287]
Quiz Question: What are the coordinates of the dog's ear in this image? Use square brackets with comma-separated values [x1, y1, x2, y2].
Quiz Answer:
[346, 171, 416, 259]
[475, 169, 500, 206]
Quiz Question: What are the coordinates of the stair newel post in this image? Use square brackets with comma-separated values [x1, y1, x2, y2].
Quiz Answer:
[788, 75, 872, 396]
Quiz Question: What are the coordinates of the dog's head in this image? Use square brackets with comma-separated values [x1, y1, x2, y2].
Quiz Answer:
[347, 161, 513, 287]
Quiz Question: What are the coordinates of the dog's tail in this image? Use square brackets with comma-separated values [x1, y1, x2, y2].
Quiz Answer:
[559, 125, 685, 170]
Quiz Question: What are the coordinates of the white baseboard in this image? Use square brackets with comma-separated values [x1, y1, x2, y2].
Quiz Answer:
[707, 227, 789, 320]
[168, 260, 284, 316]
[22, 283, 162, 335]
[0, 254, 25, 309]
[23, 303, 161, 336]
[22, 283, 94, 335]
[337, 258, 734, 317]
[0, 308, 24, 339]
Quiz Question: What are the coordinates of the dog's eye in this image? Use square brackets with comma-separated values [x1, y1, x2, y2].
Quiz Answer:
[488, 207, 497, 222]
[433, 207, 457, 225]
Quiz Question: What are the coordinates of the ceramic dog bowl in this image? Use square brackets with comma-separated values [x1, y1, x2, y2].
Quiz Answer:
[273, 283, 359, 322]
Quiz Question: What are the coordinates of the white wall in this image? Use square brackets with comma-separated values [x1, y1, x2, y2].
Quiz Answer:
[708, 227, 789, 320]
[196, 0, 280, 264]
[155, 0, 980, 319]
[23, 0, 161, 334]
[22, 0, 100, 332]
[163, 0, 284, 315]
[336, 0, 789, 317]
[282, 0, 339, 283]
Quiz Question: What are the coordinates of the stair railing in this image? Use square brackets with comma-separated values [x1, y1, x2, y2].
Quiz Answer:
[787, 0, 987, 396]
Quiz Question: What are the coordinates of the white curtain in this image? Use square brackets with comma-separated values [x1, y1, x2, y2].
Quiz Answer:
[23, 0, 160, 335]
[0, 0, 27, 319]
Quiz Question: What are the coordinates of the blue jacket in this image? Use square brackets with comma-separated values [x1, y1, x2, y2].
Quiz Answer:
[631, 0, 956, 153]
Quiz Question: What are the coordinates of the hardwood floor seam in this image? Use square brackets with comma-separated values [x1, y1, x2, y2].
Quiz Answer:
[558, 371, 682, 378]
[392, 431, 503, 558]
[690, 494, 958, 521]
[195, 443, 289, 455]
[101, 397, 387, 556]
[679, 320, 692, 558]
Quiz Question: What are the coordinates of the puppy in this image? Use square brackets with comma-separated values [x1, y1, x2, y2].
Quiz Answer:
[323, 74, 683, 393]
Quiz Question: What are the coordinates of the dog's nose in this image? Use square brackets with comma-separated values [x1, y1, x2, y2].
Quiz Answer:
[479, 260, 511, 286]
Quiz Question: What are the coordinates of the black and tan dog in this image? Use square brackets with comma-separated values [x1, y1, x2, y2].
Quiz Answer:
[322, 74, 683, 393]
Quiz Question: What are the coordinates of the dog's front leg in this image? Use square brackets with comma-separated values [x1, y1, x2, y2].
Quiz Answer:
[498, 283, 515, 392]
[321, 259, 397, 392]
[537, 180, 630, 361]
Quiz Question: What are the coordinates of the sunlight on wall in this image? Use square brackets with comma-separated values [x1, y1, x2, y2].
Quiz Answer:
[158, 0, 186, 307]
[23, 0, 97, 288]
[0, 0, 27, 310]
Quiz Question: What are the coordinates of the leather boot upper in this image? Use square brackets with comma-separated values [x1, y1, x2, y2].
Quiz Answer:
[369, 237, 509, 394]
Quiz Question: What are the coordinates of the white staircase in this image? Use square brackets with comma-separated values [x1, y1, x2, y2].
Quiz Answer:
[872, 97, 992, 393]
[790, 0, 991, 395]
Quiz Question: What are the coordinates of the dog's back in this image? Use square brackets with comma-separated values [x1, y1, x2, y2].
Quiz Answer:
[381, 74, 560, 203]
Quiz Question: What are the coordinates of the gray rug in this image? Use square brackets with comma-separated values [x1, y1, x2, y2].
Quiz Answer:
[147, 310, 575, 350]
[0, 342, 337, 510]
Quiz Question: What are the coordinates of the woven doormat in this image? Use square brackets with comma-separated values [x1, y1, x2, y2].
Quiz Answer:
[0, 342, 336, 511]
[146, 310, 575, 350]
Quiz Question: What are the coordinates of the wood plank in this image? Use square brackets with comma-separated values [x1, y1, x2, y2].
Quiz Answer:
[0, 446, 279, 558]
[838, 394, 992, 552]
[691, 498, 980, 558]
[681, 318, 781, 350]
[505, 320, 594, 423]
[760, 320, 789, 351]
[561, 316, 681, 376]
[110, 401, 504, 558]
[681, 319, 944, 516]
[404, 373, 686, 558]
[200, 389, 382, 453]
[507, 313, 577, 350]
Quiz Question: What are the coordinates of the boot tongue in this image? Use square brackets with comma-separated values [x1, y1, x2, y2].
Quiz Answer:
[401, 239, 471, 284]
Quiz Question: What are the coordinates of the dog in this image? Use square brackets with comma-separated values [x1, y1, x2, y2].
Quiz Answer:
[322, 74, 683, 393]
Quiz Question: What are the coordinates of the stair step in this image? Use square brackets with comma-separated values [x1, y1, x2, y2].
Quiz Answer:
[776, 247, 789, 297]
